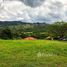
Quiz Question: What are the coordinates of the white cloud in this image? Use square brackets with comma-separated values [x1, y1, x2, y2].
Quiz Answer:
[0, 0, 67, 23]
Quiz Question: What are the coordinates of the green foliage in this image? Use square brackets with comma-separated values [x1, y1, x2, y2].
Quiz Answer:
[0, 21, 67, 40]
[47, 21, 67, 39]
[0, 28, 13, 39]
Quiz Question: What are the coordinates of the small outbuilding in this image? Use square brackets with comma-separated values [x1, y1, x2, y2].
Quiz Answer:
[24, 37, 36, 40]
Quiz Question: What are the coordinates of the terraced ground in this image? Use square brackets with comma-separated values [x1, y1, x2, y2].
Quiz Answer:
[0, 40, 67, 67]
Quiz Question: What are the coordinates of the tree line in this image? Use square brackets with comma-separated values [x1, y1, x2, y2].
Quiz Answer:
[0, 21, 67, 40]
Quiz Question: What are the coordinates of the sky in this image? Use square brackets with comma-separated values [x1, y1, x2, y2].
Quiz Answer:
[0, 0, 67, 23]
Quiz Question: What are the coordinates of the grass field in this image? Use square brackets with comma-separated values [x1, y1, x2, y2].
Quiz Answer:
[0, 40, 67, 67]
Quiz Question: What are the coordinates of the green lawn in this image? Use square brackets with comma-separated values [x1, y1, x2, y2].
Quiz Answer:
[0, 40, 67, 67]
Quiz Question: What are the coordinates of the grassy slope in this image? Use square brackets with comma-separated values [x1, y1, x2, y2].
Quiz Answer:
[0, 40, 67, 67]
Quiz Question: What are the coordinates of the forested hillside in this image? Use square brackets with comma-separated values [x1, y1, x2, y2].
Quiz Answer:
[0, 21, 67, 40]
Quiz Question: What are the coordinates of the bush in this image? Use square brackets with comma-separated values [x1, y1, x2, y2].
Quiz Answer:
[0, 28, 13, 39]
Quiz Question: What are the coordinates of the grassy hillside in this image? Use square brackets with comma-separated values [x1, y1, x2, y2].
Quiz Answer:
[0, 40, 67, 67]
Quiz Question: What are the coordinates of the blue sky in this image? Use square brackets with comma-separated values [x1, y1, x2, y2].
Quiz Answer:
[0, 0, 67, 23]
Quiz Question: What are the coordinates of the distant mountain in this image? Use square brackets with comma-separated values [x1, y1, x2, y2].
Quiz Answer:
[0, 21, 48, 26]
[0, 21, 24, 25]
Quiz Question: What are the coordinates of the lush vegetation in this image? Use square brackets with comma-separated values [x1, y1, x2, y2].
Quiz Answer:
[0, 21, 67, 67]
[0, 40, 66, 67]
[0, 21, 67, 40]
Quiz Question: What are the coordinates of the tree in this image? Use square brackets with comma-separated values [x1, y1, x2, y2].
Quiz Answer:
[0, 28, 13, 39]
[47, 21, 67, 40]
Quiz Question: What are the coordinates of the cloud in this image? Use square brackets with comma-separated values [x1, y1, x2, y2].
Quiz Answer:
[20, 0, 45, 8]
[0, 0, 67, 23]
